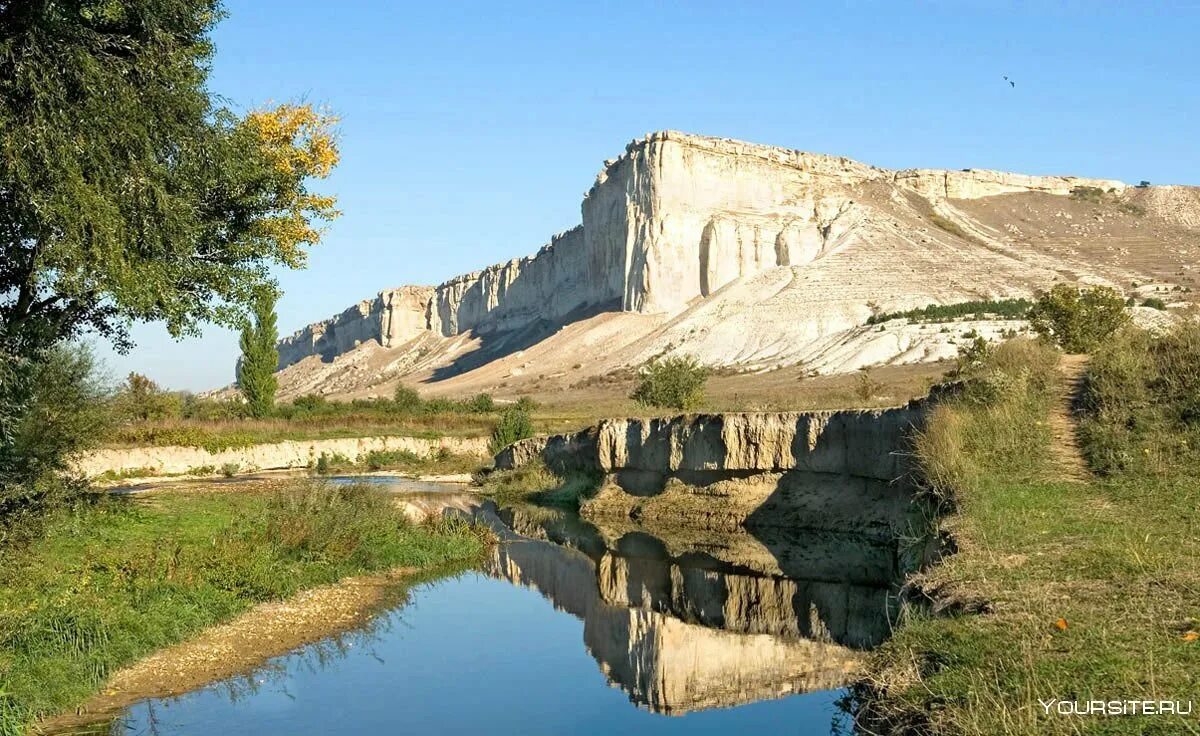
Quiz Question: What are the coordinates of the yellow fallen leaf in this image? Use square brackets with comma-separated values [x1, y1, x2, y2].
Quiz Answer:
[1054, 618, 1069, 631]
[1183, 631, 1199, 642]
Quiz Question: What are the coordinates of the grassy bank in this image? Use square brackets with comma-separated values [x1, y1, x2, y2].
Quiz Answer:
[476, 461, 600, 511]
[0, 482, 488, 735]
[858, 335, 1200, 735]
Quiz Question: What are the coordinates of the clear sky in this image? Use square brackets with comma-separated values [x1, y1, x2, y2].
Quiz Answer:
[93, 0, 1200, 391]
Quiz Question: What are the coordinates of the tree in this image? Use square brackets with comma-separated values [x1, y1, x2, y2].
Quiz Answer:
[0, 2, 339, 358]
[631, 356, 709, 411]
[1028, 284, 1129, 353]
[238, 292, 279, 417]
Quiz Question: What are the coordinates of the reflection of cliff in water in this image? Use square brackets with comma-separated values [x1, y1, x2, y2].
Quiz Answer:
[479, 504, 905, 715]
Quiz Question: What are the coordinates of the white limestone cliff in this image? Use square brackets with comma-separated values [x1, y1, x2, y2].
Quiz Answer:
[271, 131, 1162, 376]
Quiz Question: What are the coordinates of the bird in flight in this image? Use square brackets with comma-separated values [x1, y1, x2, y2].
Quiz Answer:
[1003, 75, 1016, 88]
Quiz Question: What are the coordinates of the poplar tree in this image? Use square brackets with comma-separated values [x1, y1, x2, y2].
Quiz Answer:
[237, 292, 279, 417]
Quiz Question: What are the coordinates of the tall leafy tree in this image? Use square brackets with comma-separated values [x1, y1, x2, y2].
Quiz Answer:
[237, 291, 279, 418]
[0, 0, 340, 357]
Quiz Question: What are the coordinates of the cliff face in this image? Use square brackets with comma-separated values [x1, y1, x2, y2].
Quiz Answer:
[277, 286, 432, 368]
[269, 130, 1197, 382]
[495, 405, 932, 540]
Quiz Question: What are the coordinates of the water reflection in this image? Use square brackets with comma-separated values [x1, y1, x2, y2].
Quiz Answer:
[481, 504, 899, 714]
[63, 498, 905, 735]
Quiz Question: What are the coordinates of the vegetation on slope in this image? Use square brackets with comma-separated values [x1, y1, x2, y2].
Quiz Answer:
[856, 331, 1199, 735]
[0, 482, 488, 735]
[867, 298, 1033, 325]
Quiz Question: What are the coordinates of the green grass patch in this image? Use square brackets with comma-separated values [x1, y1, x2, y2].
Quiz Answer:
[476, 460, 600, 511]
[1079, 324, 1200, 476]
[868, 298, 1033, 325]
[859, 334, 1200, 735]
[0, 482, 489, 734]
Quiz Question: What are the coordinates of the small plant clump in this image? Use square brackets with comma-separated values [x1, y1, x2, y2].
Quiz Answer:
[630, 356, 709, 411]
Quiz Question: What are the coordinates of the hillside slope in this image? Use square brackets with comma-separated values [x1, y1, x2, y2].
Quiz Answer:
[265, 131, 1199, 400]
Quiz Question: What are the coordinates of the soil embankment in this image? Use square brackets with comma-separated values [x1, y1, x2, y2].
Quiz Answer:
[77, 434, 490, 480]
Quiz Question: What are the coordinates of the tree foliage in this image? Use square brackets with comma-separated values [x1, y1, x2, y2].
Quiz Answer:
[237, 291, 280, 417]
[1027, 284, 1128, 353]
[630, 356, 709, 411]
[0, 1, 339, 356]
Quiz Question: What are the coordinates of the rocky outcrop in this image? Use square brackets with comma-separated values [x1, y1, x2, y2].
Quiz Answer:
[495, 404, 926, 536]
[76, 435, 488, 479]
[273, 131, 1163, 374]
[277, 286, 433, 369]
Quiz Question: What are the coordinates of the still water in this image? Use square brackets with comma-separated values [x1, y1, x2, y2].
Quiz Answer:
[94, 495, 905, 734]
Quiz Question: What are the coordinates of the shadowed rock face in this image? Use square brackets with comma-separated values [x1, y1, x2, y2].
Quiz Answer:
[480, 504, 904, 714]
[495, 406, 931, 538]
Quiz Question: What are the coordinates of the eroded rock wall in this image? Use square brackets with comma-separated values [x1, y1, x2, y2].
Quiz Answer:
[494, 404, 927, 536]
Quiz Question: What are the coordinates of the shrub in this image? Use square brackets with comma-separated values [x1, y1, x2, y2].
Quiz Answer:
[290, 393, 330, 413]
[490, 406, 534, 454]
[855, 368, 883, 402]
[1141, 297, 1167, 310]
[1078, 324, 1200, 475]
[465, 393, 495, 414]
[315, 453, 331, 476]
[112, 373, 182, 421]
[363, 449, 421, 471]
[393, 385, 422, 413]
[630, 356, 709, 411]
[1027, 284, 1128, 352]
[220, 462, 240, 478]
[1, 347, 109, 528]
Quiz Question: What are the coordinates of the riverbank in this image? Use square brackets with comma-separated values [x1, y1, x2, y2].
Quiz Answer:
[0, 480, 489, 736]
[856, 336, 1200, 735]
[78, 434, 489, 481]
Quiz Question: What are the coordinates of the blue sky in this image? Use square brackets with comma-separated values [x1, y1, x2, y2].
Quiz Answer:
[94, 1, 1200, 390]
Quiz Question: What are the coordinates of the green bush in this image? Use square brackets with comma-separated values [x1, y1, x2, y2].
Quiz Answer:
[1141, 297, 1167, 310]
[1, 347, 109, 530]
[490, 406, 534, 454]
[363, 449, 422, 471]
[630, 356, 709, 411]
[111, 373, 182, 422]
[393, 385, 422, 413]
[465, 393, 496, 414]
[1027, 284, 1128, 352]
[1078, 324, 1200, 475]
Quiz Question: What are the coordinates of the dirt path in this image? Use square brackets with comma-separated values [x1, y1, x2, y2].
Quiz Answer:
[1049, 354, 1090, 482]
[36, 567, 420, 734]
